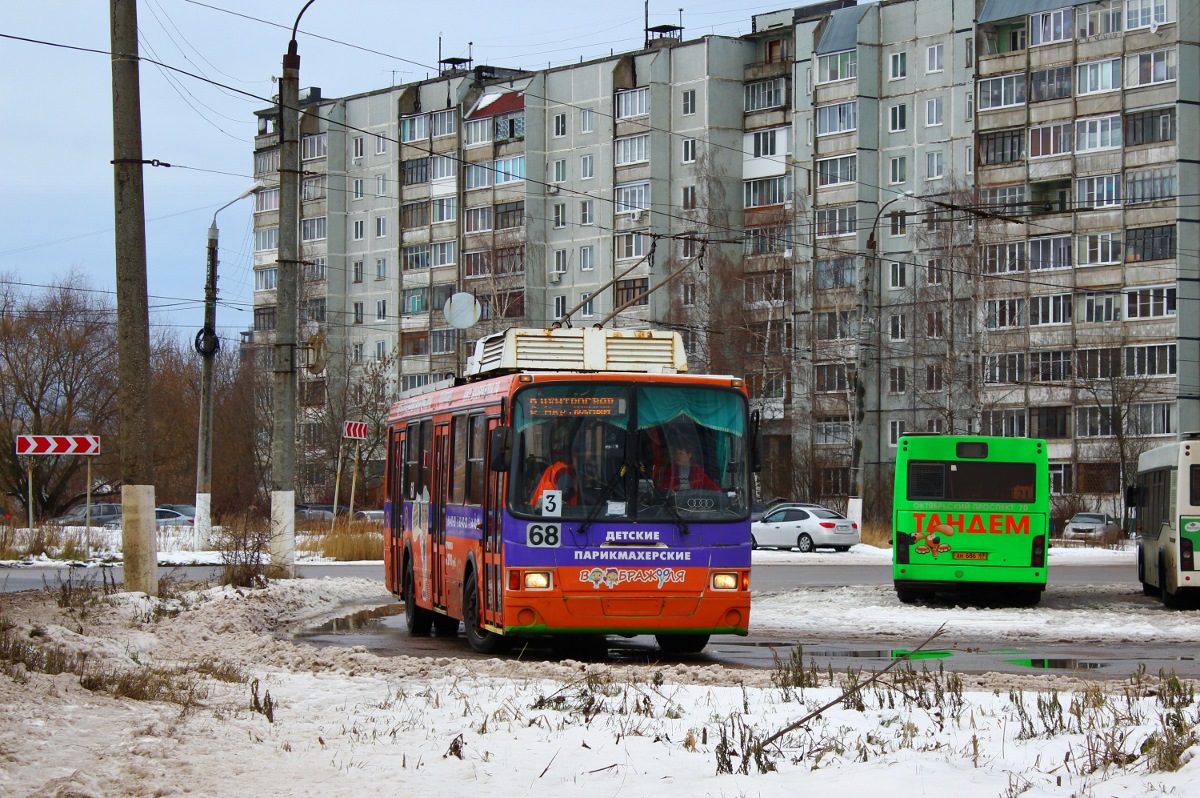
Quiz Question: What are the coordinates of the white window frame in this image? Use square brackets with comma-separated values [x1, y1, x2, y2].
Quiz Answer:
[615, 88, 649, 119]
[926, 43, 944, 73]
[890, 51, 907, 80]
[816, 101, 857, 136]
[1077, 58, 1121, 95]
[615, 134, 650, 165]
[816, 50, 857, 84]
[889, 104, 907, 132]
[580, 154, 594, 179]
[926, 150, 944, 180]
[925, 97, 943, 127]
[580, 246, 594, 271]
[1030, 8, 1073, 46]
[553, 112, 567, 138]
[615, 181, 650, 214]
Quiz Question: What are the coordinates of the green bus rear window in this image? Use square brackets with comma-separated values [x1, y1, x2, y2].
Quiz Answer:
[908, 461, 1037, 503]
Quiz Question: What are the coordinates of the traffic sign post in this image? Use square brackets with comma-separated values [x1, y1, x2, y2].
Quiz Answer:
[16, 434, 101, 557]
[331, 421, 369, 533]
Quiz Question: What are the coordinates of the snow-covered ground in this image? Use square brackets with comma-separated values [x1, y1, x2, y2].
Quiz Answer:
[2, 538, 1198, 796]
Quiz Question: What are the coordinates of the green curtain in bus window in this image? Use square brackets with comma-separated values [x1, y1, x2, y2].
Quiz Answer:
[637, 387, 745, 485]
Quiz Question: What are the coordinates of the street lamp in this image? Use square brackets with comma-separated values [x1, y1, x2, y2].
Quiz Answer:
[848, 190, 912, 530]
[194, 185, 258, 550]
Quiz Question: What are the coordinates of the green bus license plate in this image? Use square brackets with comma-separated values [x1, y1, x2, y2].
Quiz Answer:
[953, 552, 988, 561]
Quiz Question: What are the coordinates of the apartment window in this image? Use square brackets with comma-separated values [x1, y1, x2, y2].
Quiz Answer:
[815, 363, 854, 392]
[1029, 122, 1072, 158]
[428, 109, 456, 139]
[1125, 225, 1175, 262]
[580, 108, 594, 132]
[926, 151, 944, 180]
[553, 113, 567, 138]
[986, 297, 1025, 329]
[679, 138, 698, 165]
[889, 104, 907, 132]
[254, 267, 277, 291]
[463, 118, 492, 147]
[615, 181, 650, 214]
[580, 200, 594, 225]
[980, 129, 1024, 165]
[375, 300, 387, 321]
[615, 87, 649, 119]
[301, 133, 327, 160]
[890, 260, 907, 289]
[401, 201, 429, 228]
[816, 51, 856, 83]
[1030, 293, 1072, 325]
[402, 245, 430, 271]
[1077, 347, 1121, 379]
[614, 232, 646, 260]
[815, 257, 855, 289]
[615, 134, 649, 165]
[890, 52, 907, 80]
[745, 78, 785, 111]
[464, 205, 492, 233]
[1126, 286, 1176, 319]
[815, 205, 856, 238]
[816, 101, 857, 135]
[925, 97, 943, 127]
[926, 259, 944, 285]
[926, 310, 944, 339]
[980, 185, 1026, 212]
[1029, 236, 1071, 271]
[431, 241, 457, 266]
[580, 154, 594, 179]
[495, 246, 525, 276]
[1030, 8, 1073, 45]
[1126, 167, 1177, 204]
[682, 89, 696, 115]
[1081, 1, 1122, 36]
[751, 128, 787, 157]
[926, 364, 944, 391]
[402, 288, 427, 315]
[464, 163, 492, 190]
[1128, 48, 1177, 86]
[815, 417, 852, 445]
[984, 241, 1025, 274]
[1077, 233, 1123, 266]
[552, 159, 567, 183]
[580, 292, 594, 317]
[492, 201, 524, 231]
[977, 74, 1026, 109]
[1032, 407, 1070, 440]
[1125, 107, 1175, 146]
[1126, 0, 1173, 30]
[985, 353, 1025, 384]
[304, 255, 327, 281]
[352, 136, 365, 159]
[351, 179, 364, 201]
[495, 156, 525, 184]
[580, 246, 594, 271]
[374, 215, 387, 238]
[981, 409, 1027, 437]
[403, 157, 429, 185]
[352, 260, 364, 282]
[1130, 403, 1176, 437]
[1076, 115, 1122, 152]
[744, 225, 790, 256]
[889, 421, 907, 447]
[431, 198, 456, 224]
[552, 249, 568, 274]
[926, 43, 944, 73]
[494, 111, 525, 141]
[1082, 291, 1121, 322]
[399, 115, 427, 142]
[1076, 174, 1121, 208]
[615, 278, 649, 306]
[744, 176, 791, 208]
[966, 145, 973, 172]
[888, 366, 907, 394]
[1076, 407, 1116, 438]
[352, 220, 364, 241]
[1030, 66, 1072, 102]
[253, 226, 278, 252]
[374, 257, 387, 280]
[430, 328, 455, 356]
[889, 156, 907, 184]
[817, 155, 856, 187]
[1126, 344, 1176, 377]
[682, 185, 696, 210]
[1077, 59, 1120, 94]
[253, 306, 276, 332]
[889, 212, 908, 237]
[300, 216, 326, 242]
[301, 176, 325, 201]
[965, 95, 973, 122]
[552, 203, 567, 229]
[375, 133, 388, 154]
[815, 311, 852, 340]
[429, 156, 456, 181]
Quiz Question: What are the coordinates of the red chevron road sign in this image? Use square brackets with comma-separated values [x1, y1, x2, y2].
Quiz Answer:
[15, 435, 101, 456]
[342, 421, 368, 440]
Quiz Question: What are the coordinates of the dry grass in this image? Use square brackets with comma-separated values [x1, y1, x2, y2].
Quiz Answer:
[860, 520, 893, 549]
[299, 519, 384, 562]
[0, 525, 96, 561]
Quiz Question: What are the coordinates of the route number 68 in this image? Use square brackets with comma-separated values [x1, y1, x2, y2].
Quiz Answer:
[527, 523, 561, 547]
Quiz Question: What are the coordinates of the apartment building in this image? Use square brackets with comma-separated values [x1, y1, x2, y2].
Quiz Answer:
[248, 0, 1198, 515]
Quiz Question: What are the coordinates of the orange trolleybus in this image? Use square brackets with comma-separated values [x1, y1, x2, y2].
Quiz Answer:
[383, 327, 759, 654]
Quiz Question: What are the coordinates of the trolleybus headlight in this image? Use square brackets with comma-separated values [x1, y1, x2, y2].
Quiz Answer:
[524, 571, 552, 590]
[712, 572, 738, 590]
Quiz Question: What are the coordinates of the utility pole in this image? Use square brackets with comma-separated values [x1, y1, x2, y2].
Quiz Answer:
[270, 1, 317, 577]
[110, 0, 157, 594]
[195, 187, 256, 550]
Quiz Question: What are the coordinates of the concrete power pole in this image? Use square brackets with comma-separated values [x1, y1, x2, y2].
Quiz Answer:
[110, 0, 157, 594]
[270, 3, 316, 577]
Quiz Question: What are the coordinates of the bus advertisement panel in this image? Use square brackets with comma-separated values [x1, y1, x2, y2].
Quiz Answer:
[384, 370, 757, 655]
[892, 435, 1049, 606]
[1129, 436, 1200, 608]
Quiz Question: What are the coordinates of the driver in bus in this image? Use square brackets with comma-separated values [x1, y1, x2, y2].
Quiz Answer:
[659, 439, 719, 492]
[530, 446, 578, 508]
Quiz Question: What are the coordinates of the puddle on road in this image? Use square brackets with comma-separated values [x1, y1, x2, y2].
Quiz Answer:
[297, 603, 404, 637]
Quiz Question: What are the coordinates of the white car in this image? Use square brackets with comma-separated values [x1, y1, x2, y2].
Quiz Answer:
[751, 505, 860, 552]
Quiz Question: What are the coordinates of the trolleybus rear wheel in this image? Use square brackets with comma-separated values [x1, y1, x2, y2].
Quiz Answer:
[404, 559, 433, 635]
[654, 634, 710, 654]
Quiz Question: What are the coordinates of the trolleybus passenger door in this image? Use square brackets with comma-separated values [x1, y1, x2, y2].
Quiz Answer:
[482, 415, 505, 628]
[384, 427, 405, 594]
[432, 423, 451, 611]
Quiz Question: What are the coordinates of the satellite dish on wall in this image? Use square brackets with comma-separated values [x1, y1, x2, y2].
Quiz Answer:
[444, 292, 482, 329]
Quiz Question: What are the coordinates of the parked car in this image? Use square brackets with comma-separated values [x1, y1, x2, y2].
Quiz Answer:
[1062, 512, 1121, 542]
[354, 509, 384, 524]
[47, 502, 122, 526]
[751, 505, 859, 552]
[295, 505, 334, 523]
[159, 504, 196, 519]
[750, 497, 794, 522]
[307, 503, 350, 517]
[104, 507, 194, 529]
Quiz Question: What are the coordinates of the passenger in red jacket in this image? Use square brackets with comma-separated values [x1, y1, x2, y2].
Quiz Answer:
[658, 440, 719, 492]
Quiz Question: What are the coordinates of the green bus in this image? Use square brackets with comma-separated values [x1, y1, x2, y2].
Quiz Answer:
[892, 435, 1050, 606]
[1128, 435, 1200, 608]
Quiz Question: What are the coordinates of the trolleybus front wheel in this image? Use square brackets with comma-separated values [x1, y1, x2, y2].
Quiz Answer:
[464, 571, 509, 654]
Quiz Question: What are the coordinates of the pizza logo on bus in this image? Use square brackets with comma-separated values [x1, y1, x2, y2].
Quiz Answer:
[909, 513, 1032, 557]
[581, 567, 684, 589]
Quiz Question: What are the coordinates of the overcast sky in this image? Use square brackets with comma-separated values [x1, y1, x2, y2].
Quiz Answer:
[1, 1, 788, 345]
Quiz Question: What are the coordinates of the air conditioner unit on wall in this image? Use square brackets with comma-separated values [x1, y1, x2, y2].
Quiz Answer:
[547, 185, 559, 195]
[631, 209, 646, 222]
[549, 272, 562, 283]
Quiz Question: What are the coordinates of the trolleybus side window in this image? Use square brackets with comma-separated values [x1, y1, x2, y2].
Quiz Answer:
[404, 423, 420, 501]
[419, 420, 433, 500]
[467, 414, 487, 505]
[450, 415, 468, 505]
